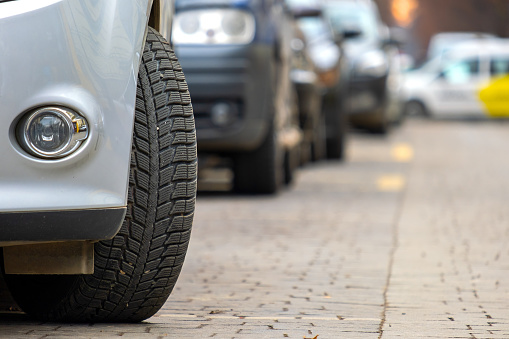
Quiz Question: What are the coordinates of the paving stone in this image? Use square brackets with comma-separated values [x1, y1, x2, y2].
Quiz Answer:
[1, 120, 508, 338]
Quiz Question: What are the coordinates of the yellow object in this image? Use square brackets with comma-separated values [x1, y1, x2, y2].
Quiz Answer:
[479, 75, 509, 117]
[391, 0, 418, 27]
[391, 144, 414, 162]
[377, 175, 406, 192]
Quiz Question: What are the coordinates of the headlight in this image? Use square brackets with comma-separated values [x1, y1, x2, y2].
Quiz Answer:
[310, 44, 341, 73]
[172, 9, 256, 45]
[179, 12, 200, 35]
[355, 50, 388, 77]
[17, 107, 88, 159]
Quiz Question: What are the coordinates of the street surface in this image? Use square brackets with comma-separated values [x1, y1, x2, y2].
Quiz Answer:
[1, 118, 509, 338]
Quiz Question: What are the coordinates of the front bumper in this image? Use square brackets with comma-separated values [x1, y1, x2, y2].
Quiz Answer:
[175, 43, 274, 152]
[0, 0, 149, 220]
[0, 208, 126, 246]
[347, 75, 388, 115]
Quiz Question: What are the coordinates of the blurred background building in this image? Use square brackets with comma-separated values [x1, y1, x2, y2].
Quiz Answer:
[374, 0, 509, 65]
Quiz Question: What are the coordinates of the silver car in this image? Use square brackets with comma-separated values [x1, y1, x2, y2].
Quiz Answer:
[0, 0, 197, 322]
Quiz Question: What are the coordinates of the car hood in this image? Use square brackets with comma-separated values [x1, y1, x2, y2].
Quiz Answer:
[343, 38, 379, 60]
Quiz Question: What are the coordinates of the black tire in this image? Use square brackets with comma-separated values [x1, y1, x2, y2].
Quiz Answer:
[326, 126, 346, 159]
[350, 106, 389, 134]
[233, 123, 283, 194]
[405, 100, 428, 117]
[369, 108, 389, 134]
[324, 94, 347, 160]
[311, 112, 327, 162]
[2, 28, 197, 322]
[284, 145, 300, 186]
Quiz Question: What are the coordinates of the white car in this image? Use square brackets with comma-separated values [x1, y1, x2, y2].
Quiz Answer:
[0, 0, 197, 322]
[403, 39, 509, 118]
[426, 32, 497, 60]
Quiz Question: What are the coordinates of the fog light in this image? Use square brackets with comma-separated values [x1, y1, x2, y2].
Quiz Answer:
[17, 107, 88, 159]
[211, 102, 238, 126]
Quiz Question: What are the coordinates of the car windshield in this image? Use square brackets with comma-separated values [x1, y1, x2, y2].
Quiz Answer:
[285, 0, 317, 6]
[324, 4, 378, 41]
[413, 56, 442, 73]
[297, 17, 331, 43]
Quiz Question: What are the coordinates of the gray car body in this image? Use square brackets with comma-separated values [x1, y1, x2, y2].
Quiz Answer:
[173, 0, 298, 154]
[0, 0, 174, 245]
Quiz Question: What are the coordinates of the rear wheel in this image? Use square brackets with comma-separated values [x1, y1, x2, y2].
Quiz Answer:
[2, 27, 197, 322]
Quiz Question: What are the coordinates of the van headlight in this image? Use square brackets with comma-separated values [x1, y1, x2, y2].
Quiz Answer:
[355, 50, 388, 77]
[172, 9, 256, 45]
[17, 107, 88, 159]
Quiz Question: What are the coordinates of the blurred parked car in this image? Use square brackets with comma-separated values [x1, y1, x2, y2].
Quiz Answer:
[427, 32, 498, 61]
[285, 5, 324, 163]
[287, 0, 350, 159]
[403, 39, 509, 118]
[173, 0, 301, 193]
[0, 0, 197, 322]
[323, 0, 404, 133]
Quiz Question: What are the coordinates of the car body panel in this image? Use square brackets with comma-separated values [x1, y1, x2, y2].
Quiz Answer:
[289, 9, 349, 152]
[173, 0, 298, 153]
[323, 0, 404, 126]
[175, 43, 274, 151]
[327, 0, 389, 114]
[0, 0, 151, 213]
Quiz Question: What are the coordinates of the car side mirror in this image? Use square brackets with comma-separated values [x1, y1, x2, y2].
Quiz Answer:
[333, 32, 344, 45]
[290, 6, 322, 18]
[436, 70, 450, 82]
[341, 26, 362, 39]
[385, 27, 407, 47]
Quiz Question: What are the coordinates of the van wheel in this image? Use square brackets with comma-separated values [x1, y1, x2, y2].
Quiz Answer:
[405, 100, 428, 117]
[2, 27, 197, 322]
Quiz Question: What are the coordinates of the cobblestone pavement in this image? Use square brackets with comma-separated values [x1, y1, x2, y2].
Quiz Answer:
[1, 119, 508, 338]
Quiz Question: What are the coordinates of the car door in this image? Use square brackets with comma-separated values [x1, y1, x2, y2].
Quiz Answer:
[479, 56, 509, 117]
[427, 56, 486, 116]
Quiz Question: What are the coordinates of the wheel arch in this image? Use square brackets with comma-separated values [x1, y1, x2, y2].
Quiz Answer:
[148, 0, 175, 43]
[405, 98, 429, 116]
